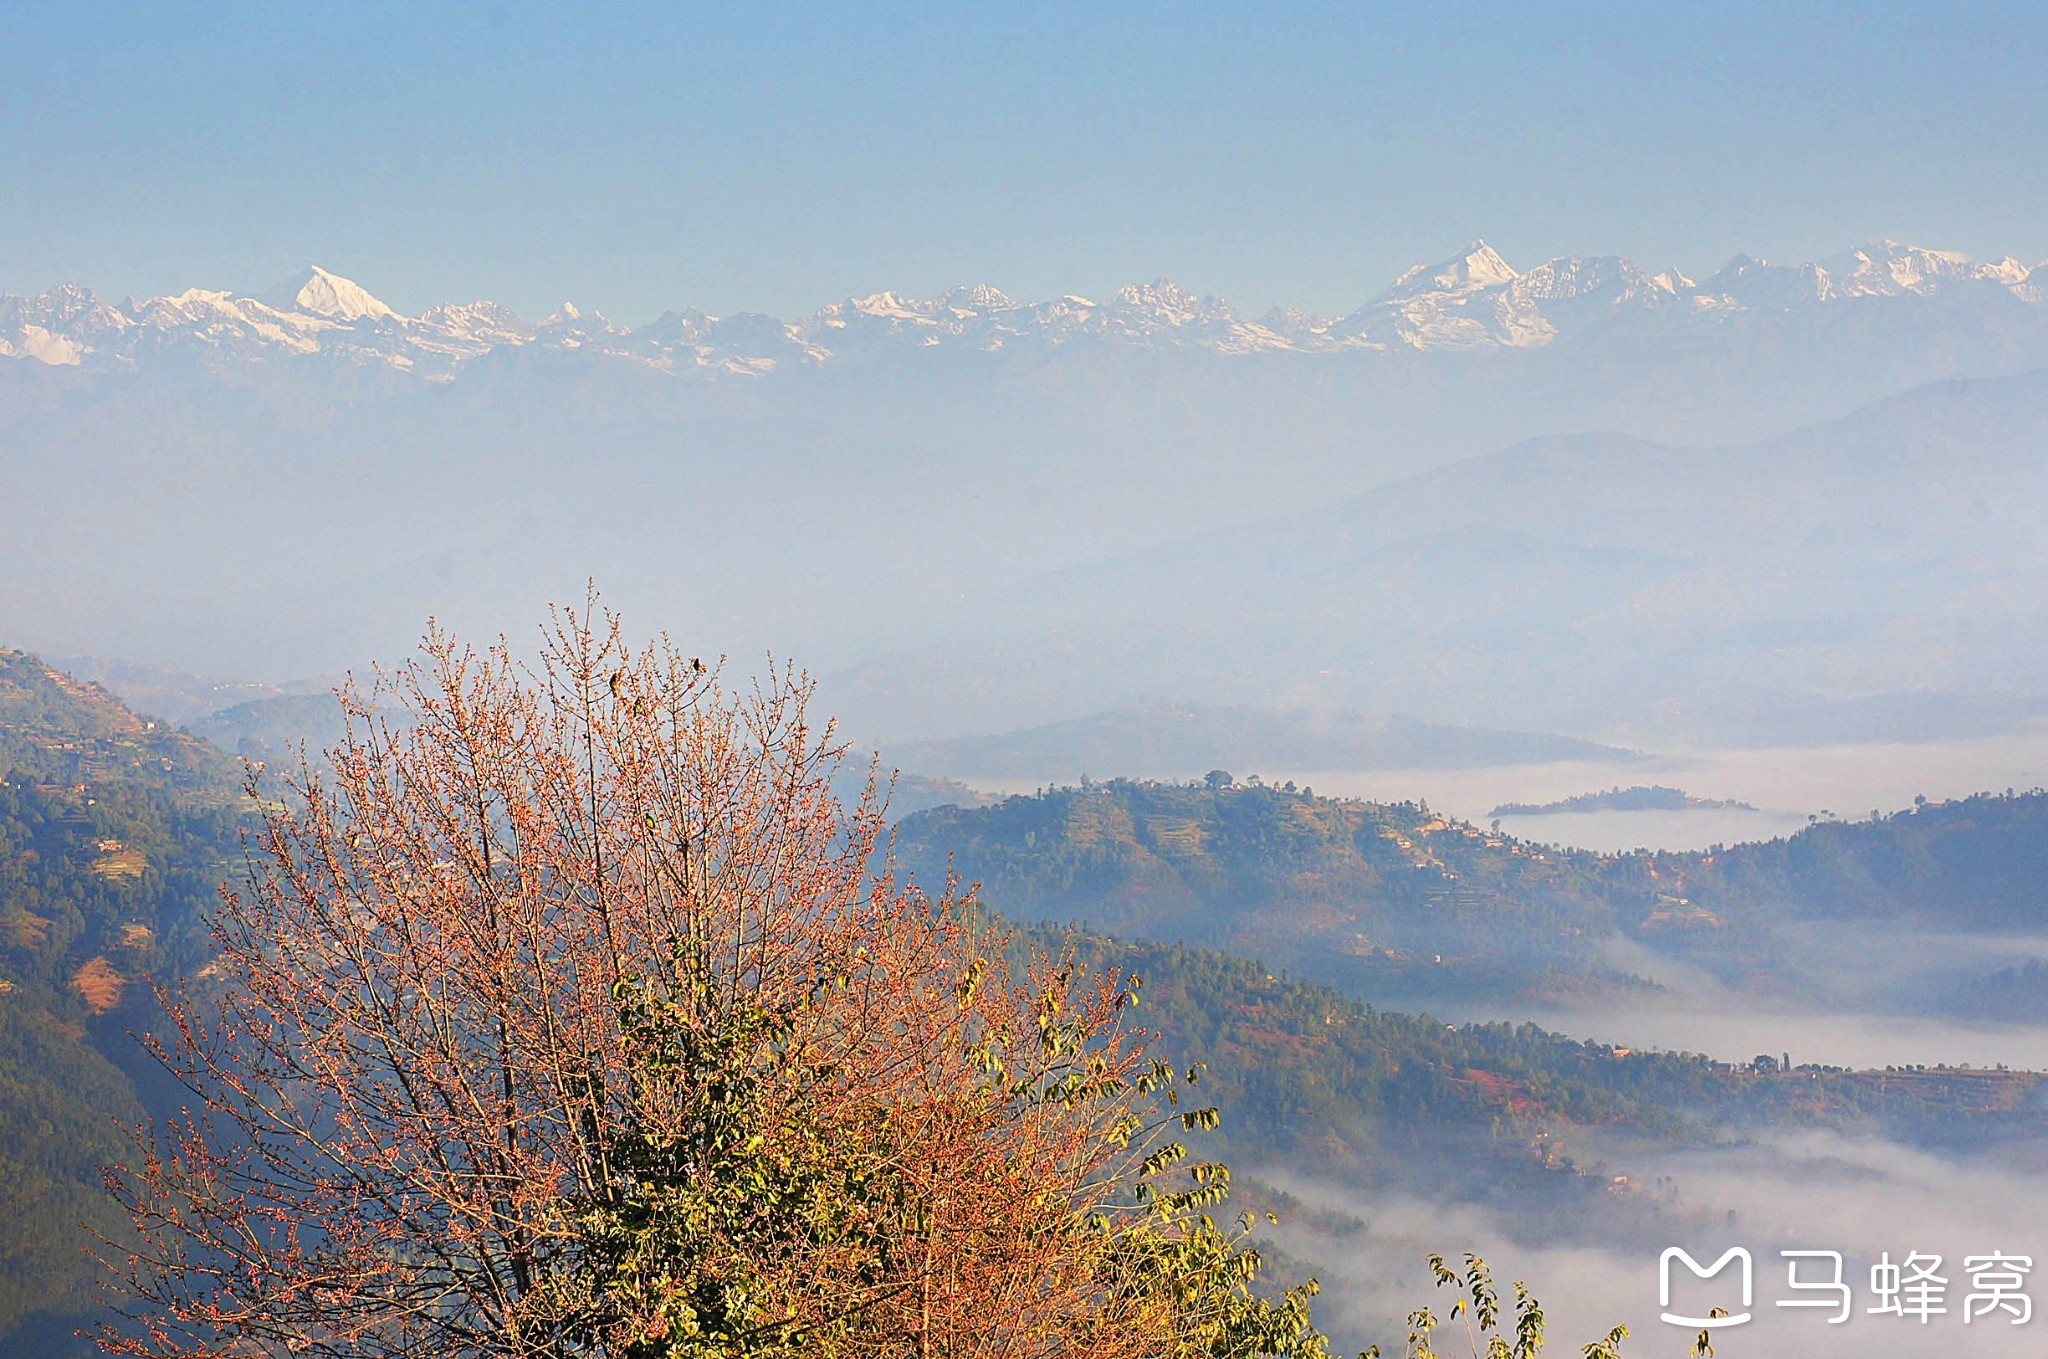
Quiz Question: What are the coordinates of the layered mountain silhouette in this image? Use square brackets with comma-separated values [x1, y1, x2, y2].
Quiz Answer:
[838, 366, 2048, 743]
[885, 704, 1638, 782]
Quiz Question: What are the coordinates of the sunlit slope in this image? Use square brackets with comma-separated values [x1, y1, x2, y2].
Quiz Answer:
[0, 654, 244, 1347]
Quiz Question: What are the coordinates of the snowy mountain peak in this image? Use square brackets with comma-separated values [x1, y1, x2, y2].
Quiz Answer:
[259, 266, 395, 321]
[1371, 242, 1521, 309]
[1821, 240, 2034, 298]
[1513, 255, 1681, 307]
[1447, 240, 1519, 287]
[1432, 240, 1519, 289]
[848, 291, 931, 320]
[1700, 254, 1830, 308]
[1255, 305, 1329, 336]
[418, 300, 532, 342]
[4, 238, 2045, 374]
[538, 302, 618, 339]
[1109, 278, 1227, 327]
[2, 281, 130, 337]
[939, 283, 1014, 313]
[1115, 277, 1200, 307]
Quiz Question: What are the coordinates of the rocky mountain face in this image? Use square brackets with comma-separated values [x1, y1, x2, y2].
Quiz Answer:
[3, 241, 2041, 374]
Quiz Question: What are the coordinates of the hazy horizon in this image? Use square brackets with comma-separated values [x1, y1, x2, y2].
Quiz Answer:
[8, 8, 2048, 1357]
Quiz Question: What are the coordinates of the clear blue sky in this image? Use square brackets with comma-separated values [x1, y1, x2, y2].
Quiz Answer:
[4, 2, 2045, 323]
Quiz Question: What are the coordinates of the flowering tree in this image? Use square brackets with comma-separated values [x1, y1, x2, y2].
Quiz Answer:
[101, 603, 1332, 1358]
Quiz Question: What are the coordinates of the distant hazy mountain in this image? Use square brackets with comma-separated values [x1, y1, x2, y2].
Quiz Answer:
[842, 365, 2048, 744]
[188, 691, 357, 767]
[885, 704, 1636, 782]
[6, 240, 2048, 726]
[46, 656, 320, 727]
[1488, 786, 1757, 817]
[892, 781, 2048, 1019]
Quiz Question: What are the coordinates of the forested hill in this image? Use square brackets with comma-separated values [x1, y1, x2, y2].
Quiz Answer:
[0, 652, 245, 1349]
[1031, 932, 2043, 1175]
[0, 648, 236, 797]
[1697, 791, 2048, 929]
[895, 778, 1683, 999]
[893, 779, 2048, 1002]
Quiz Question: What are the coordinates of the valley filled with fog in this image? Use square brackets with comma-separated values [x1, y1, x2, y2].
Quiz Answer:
[1267, 1125, 2048, 1359]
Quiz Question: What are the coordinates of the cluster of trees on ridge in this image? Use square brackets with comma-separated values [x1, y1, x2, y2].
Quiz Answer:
[892, 775, 2048, 1006]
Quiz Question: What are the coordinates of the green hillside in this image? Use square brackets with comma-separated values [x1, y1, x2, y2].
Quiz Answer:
[0, 648, 237, 798]
[1696, 791, 2048, 928]
[894, 777, 2048, 1005]
[0, 653, 245, 1350]
[1039, 933, 2043, 1173]
[895, 777, 1659, 1000]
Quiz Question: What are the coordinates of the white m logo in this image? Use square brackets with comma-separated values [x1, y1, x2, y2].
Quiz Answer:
[1660, 1247, 1753, 1328]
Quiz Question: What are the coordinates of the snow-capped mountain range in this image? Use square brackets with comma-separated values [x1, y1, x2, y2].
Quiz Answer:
[3, 241, 2040, 375]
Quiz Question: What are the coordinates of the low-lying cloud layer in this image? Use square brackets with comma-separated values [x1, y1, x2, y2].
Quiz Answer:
[1266, 1125, 2048, 1358]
